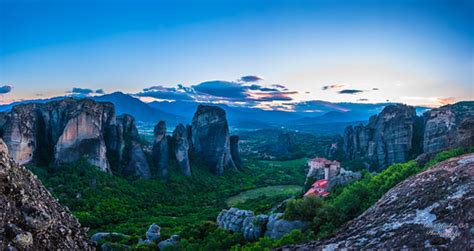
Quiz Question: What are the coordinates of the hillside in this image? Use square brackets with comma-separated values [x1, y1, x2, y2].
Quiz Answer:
[280, 152, 473, 250]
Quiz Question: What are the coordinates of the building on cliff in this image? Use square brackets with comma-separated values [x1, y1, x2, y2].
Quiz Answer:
[307, 157, 341, 180]
[304, 179, 329, 197]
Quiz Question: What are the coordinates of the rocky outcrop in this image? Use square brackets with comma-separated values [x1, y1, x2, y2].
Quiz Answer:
[217, 208, 268, 241]
[265, 213, 308, 240]
[423, 101, 474, 154]
[327, 169, 362, 190]
[343, 102, 474, 170]
[158, 235, 179, 250]
[152, 121, 169, 179]
[343, 104, 417, 170]
[217, 208, 308, 241]
[145, 223, 161, 242]
[0, 139, 93, 250]
[0, 99, 151, 178]
[114, 115, 151, 179]
[280, 153, 474, 250]
[230, 135, 243, 169]
[191, 105, 236, 175]
[172, 124, 191, 176]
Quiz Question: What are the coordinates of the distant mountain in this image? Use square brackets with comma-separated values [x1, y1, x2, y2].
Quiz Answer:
[92, 92, 183, 124]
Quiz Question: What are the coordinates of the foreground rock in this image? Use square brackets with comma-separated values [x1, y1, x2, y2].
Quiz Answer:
[279, 153, 474, 250]
[191, 105, 236, 175]
[0, 98, 150, 178]
[0, 139, 93, 250]
[158, 235, 180, 250]
[217, 208, 307, 241]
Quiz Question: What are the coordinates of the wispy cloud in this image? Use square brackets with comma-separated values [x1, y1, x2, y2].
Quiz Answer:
[338, 89, 364, 94]
[322, 84, 345, 90]
[239, 75, 264, 82]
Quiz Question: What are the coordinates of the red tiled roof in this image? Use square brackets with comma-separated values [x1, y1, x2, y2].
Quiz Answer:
[312, 179, 329, 188]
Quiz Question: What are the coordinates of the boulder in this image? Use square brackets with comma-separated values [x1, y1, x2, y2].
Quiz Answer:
[172, 124, 191, 176]
[216, 208, 268, 241]
[145, 223, 161, 242]
[191, 105, 236, 175]
[279, 153, 474, 250]
[158, 235, 180, 250]
[90, 232, 128, 243]
[152, 121, 169, 179]
[0, 139, 93, 250]
[264, 213, 308, 240]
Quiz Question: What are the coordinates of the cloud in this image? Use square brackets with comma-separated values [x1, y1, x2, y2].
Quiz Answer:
[71, 87, 94, 94]
[437, 97, 456, 106]
[137, 85, 194, 101]
[272, 84, 287, 89]
[322, 84, 345, 90]
[338, 89, 364, 94]
[239, 75, 264, 82]
[95, 89, 105, 94]
[357, 98, 369, 101]
[0, 85, 13, 94]
[192, 80, 297, 102]
[372, 88, 379, 91]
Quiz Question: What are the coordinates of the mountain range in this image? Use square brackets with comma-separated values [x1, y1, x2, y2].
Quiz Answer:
[0, 92, 430, 134]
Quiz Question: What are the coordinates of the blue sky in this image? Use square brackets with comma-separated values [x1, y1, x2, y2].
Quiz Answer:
[0, 0, 472, 107]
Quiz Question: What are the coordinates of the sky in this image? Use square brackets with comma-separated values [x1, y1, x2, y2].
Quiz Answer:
[0, 0, 473, 108]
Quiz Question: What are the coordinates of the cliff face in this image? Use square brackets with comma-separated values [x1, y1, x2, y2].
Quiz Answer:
[152, 121, 169, 179]
[343, 104, 417, 170]
[343, 102, 474, 170]
[172, 124, 191, 177]
[0, 99, 150, 178]
[423, 101, 474, 154]
[281, 153, 474, 250]
[191, 105, 236, 175]
[0, 139, 93, 250]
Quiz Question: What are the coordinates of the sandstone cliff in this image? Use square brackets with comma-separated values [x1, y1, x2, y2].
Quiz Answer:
[0, 139, 93, 250]
[191, 105, 237, 175]
[279, 153, 474, 250]
[0, 99, 150, 178]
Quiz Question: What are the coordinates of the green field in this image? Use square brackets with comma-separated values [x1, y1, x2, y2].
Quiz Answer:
[226, 185, 303, 207]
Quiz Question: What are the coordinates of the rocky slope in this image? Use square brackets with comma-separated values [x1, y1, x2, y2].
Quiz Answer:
[0, 139, 93, 250]
[343, 101, 473, 170]
[191, 105, 237, 175]
[172, 124, 191, 176]
[0, 98, 150, 178]
[279, 153, 474, 250]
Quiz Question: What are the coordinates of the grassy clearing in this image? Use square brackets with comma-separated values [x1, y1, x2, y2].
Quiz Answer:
[226, 185, 303, 207]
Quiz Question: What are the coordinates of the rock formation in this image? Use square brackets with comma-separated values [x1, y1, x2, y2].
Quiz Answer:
[152, 121, 169, 179]
[217, 208, 269, 241]
[216, 208, 308, 241]
[279, 153, 474, 250]
[0, 98, 150, 178]
[0, 139, 93, 250]
[191, 105, 236, 175]
[172, 124, 191, 176]
[423, 101, 474, 154]
[111, 115, 151, 179]
[343, 102, 474, 170]
[230, 135, 243, 169]
[343, 104, 417, 170]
